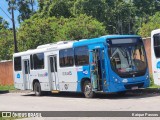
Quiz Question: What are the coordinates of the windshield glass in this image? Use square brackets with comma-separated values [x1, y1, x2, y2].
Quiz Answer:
[109, 44, 147, 78]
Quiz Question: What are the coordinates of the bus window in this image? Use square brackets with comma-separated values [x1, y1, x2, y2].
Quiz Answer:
[110, 44, 147, 77]
[14, 57, 22, 71]
[33, 53, 44, 69]
[30, 55, 33, 70]
[59, 48, 74, 67]
[74, 46, 89, 66]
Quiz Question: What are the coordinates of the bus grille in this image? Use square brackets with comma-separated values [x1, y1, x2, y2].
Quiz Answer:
[124, 83, 144, 89]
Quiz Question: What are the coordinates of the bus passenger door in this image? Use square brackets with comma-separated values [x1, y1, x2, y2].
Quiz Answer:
[49, 55, 59, 90]
[23, 59, 30, 89]
[89, 46, 106, 91]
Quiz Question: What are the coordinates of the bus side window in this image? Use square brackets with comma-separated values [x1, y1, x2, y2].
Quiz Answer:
[14, 57, 22, 71]
[33, 53, 44, 69]
[74, 46, 89, 66]
[59, 48, 74, 67]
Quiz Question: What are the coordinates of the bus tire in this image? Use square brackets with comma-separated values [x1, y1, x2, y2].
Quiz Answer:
[34, 82, 42, 96]
[83, 81, 95, 98]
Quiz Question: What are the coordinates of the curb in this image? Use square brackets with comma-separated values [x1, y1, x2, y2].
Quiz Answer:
[9, 90, 32, 93]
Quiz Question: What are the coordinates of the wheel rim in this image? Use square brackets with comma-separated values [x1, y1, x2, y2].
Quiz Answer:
[85, 84, 92, 97]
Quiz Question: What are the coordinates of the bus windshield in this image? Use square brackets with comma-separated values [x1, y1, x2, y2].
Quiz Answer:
[109, 43, 147, 78]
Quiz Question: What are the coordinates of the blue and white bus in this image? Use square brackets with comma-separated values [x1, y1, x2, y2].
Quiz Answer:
[151, 29, 160, 85]
[13, 35, 150, 98]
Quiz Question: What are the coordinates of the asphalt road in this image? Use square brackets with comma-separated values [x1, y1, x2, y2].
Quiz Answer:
[0, 90, 160, 119]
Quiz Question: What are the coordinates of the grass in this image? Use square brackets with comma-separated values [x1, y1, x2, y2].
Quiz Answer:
[0, 117, 18, 120]
[0, 85, 15, 91]
[149, 84, 160, 88]
[149, 74, 160, 89]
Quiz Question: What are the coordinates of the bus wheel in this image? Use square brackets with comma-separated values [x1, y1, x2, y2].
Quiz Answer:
[34, 82, 42, 96]
[83, 81, 95, 98]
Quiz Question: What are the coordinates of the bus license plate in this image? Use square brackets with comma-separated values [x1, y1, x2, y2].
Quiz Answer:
[131, 86, 138, 90]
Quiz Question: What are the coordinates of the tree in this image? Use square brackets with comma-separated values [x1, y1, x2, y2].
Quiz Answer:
[17, 16, 58, 51]
[133, 0, 160, 31]
[0, 28, 14, 60]
[55, 14, 106, 40]
[17, 14, 106, 51]
[0, 16, 9, 29]
[37, 0, 73, 18]
[48, 0, 72, 18]
[6, 0, 35, 23]
[16, 0, 32, 23]
[0, 17, 14, 60]
[29, 0, 35, 12]
[73, 0, 107, 23]
[139, 12, 160, 38]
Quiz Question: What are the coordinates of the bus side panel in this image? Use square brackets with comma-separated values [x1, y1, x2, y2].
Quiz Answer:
[76, 66, 90, 92]
[14, 71, 25, 90]
[58, 67, 78, 91]
[30, 69, 50, 91]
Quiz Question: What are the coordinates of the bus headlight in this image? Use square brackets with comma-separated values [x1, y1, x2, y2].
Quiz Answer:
[122, 79, 128, 83]
[113, 77, 120, 83]
[146, 75, 149, 80]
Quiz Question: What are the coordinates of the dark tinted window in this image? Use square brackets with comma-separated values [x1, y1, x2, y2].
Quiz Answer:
[50, 56, 57, 72]
[154, 34, 160, 58]
[75, 46, 89, 66]
[33, 53, 44, 69]
[30, 55, 33, 70]
[14, 57, 21, 71]
[24, 61, 30, 74]
[59, 48, 74, 67]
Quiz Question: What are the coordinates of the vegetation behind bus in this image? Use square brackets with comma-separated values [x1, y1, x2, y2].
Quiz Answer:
[0, 85, 15, 91]
[149, 74, 160, 88]
[1, 1, 160, 60]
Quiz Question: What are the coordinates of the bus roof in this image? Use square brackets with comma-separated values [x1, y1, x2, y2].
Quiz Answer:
[73, 35, 141, 47]
[13, 35, 141, 57]
[151, 29, 160, 35]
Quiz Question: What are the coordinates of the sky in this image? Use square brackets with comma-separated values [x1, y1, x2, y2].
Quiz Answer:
[0, 0, 38, 28]
[0, 0, 19, 28]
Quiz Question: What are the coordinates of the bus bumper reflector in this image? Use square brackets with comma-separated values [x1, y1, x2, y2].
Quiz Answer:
[51, 90, 60, 93]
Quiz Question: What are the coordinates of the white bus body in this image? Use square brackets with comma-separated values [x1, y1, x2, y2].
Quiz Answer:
[151, 29, 160, 85]
[13, 41, 78, 92]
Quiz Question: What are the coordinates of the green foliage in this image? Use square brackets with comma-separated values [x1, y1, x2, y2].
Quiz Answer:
[17, 17, 59, 51]
[0, 85, 15, 91]
[0, 16, 9, 29]
[17, 14, 106, 51]
[2, 0, 160, 60]
[149, 74, 160, 88]
[6, 0, 35, 23]
[48, 0, 72, 18]
[56, 14, 106, 40]
[0, 29, 14, 60]
[0, 17, 14, 60]
[139, 12, 160, 38]
[149, 74, 154, 87]
[73, 0, 107, 22]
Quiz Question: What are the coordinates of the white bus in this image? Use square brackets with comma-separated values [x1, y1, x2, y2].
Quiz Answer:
[151, 29, 160, 85]
[13, 35, 150, 98]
